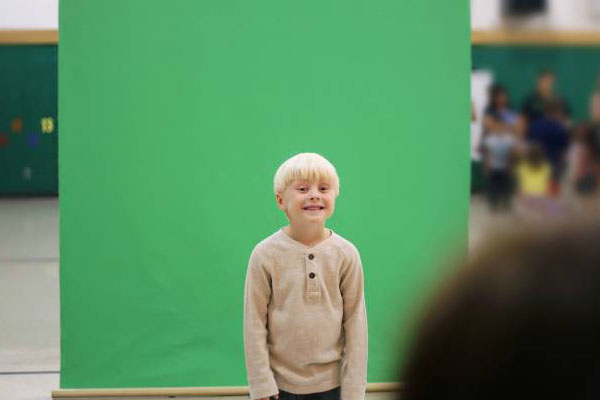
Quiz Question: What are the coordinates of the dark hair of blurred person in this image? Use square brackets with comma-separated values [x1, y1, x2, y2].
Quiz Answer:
[482, 84, 519, 137]
[523, 142, 547, 168]
[399, 224, 600, 400]
[490, 84, 510, 108]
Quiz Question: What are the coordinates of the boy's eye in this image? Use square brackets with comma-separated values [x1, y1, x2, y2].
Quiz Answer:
[320, 187, 329, 191]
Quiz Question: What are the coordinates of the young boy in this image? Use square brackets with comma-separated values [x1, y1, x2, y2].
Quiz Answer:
[243, 153, 368, 400]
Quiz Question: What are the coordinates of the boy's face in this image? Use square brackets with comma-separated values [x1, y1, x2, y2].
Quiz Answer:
[276, 179, 336, 226]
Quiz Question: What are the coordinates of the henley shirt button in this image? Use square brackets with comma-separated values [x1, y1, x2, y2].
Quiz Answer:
[308, 254, 315, 260]
[309, 272, 316, 279]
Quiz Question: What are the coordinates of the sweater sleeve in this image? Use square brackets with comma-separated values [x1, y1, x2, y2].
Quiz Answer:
[243, 248, 279, 400]
[339, 248, 368, 400]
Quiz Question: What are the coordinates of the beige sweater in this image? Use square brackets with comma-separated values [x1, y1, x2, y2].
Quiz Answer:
[243, 228, 368, 400]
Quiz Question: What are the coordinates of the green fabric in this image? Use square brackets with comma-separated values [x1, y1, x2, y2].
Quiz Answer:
[59, 0, 470, 389]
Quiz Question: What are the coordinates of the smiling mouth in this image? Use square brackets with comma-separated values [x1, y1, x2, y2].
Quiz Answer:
[303, 206, 325, 210]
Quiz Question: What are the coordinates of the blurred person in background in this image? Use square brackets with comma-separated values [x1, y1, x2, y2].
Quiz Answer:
[521, 69, 571, 132]
[481, 84, 519, 212]
[514, 143, 553, 221]
[589, 72, 600, 123]
[482, 84, 520, 137]
[566, 123, 600, 214]
[527, 100, 570, 195]
[399, 223, 600, 400]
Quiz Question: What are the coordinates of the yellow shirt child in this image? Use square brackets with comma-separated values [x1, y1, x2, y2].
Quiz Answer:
[517, 162, 551, 196]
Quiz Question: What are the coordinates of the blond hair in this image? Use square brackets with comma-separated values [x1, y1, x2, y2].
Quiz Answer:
[273, 153, 340, 195]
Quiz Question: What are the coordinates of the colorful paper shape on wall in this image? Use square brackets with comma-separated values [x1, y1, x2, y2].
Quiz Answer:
[27, 133, 40, 148]
[41, 117, 54, 134]
[0, 133, 8, 148]
[11, 117, 23, 133]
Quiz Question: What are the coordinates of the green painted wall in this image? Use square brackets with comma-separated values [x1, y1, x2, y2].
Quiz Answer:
[59, 0, 470, 388]
[0, 46, 58, 195]
[473, 45, 600, 122]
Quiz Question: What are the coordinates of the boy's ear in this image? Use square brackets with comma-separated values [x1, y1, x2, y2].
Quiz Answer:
[275, 192, 285, 210]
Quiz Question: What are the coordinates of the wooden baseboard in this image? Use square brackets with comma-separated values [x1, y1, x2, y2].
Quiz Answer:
[2, 29, 600, 46]
[0, 30, 58, 44]
[472, 29, 600, 46]
[51, 382, 402, 399]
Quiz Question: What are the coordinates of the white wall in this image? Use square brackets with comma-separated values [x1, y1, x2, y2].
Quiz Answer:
[471, 0, 502, 30]
[3, 0, 600, 31]
[472, 0, 600, 30]
[0, 0, 58, 29]
[471, 70, 494, 161]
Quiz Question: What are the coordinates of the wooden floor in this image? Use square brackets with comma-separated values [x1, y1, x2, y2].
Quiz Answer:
[51, 394, 398, 400]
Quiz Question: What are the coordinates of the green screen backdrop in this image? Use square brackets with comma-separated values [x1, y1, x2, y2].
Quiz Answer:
[59, 0, 470, 389]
